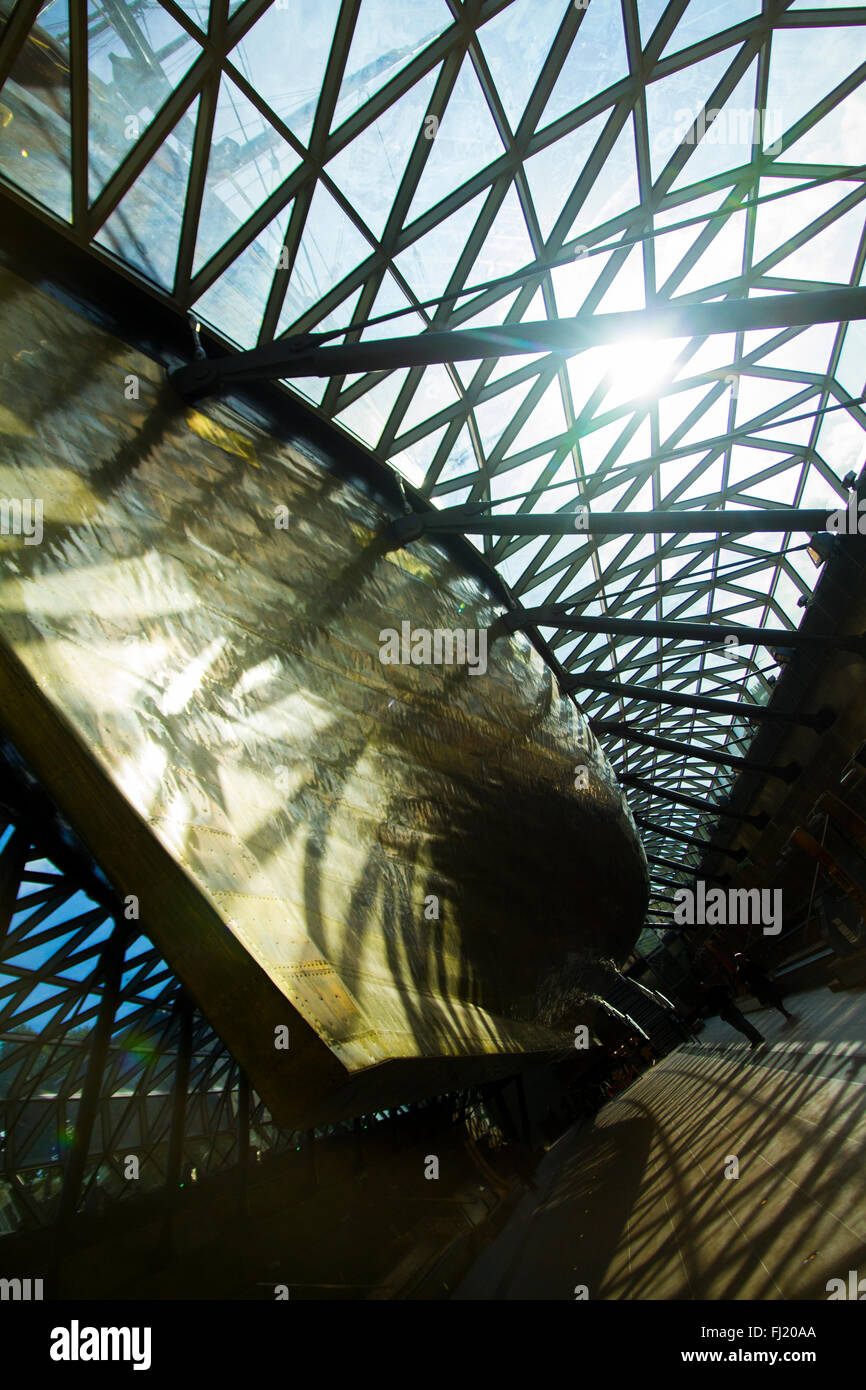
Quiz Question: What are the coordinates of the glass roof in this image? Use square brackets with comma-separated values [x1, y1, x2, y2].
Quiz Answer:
[1, 0, 865, 931]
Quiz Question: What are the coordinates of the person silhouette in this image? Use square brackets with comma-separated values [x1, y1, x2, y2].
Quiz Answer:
[699, 978, 765, 1048]
[734, 953, 795, 1020]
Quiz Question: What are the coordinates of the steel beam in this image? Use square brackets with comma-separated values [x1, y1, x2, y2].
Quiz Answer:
[651, 873, 697, 891]
[648, 854, 726, 883]
[160, 990, 193, 1251]
[0, 0, 44, 91]
[495, 609, 865, 655]
[592, 720, 799, 781]
[58, 921, 127, 1226]
[563, 671, 833, 730]
[635, 815, 747, 861]
[622, 774, 769, 826]
[389, 508, 840, 545]
[236, 1065, 250, 1213]
[0, 826, 28, 946]
[169, 288, 866, 397]
[69, 0, 88, 234]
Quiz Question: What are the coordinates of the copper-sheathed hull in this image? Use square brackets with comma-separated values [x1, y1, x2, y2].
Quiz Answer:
[0, 268, 648, 1124]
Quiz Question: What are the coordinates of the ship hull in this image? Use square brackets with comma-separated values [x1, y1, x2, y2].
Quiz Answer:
[0, 267, 648, 1124]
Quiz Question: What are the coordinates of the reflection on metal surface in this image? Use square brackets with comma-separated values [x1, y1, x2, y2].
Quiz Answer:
[0, 267, 648, 1125]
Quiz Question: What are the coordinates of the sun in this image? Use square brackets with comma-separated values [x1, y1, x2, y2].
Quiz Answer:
[603, 335, 687, 408]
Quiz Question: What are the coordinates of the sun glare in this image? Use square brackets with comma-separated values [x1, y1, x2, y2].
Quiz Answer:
[604, 336, 685, 408]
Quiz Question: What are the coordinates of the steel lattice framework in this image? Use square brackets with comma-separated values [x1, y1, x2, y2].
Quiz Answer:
[0, 0, 865, 936]
[0, 805, 315, 1233]
[0, 762, 489, 1234]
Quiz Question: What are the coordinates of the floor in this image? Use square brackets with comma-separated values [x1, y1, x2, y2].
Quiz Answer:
[454, 986, 866, 1300]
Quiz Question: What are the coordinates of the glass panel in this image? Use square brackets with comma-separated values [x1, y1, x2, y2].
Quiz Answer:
[360, 270, 426, 340]
[660, 0, 761, 59]
[467, 182, 535, 284]
[0, 0, 71, 219]
[275, 180, 373, 332]
[302, 284, 363, 339]
[95, 93, 199, 289]
[391, 421, 449, 488]
[230, 0, 341, 148]
[193, 74, 300, 275]
[507, 378, 567, 455]
[473, 380, 534, 454]
[766, 25, 866, 142]
[551, 245, 612, 315]
[567, 114, 639, 238]
[326, 67, 437, 239]
[753, 176, 857, 272]
[835, 320, 866, 400]
[335, 368, 410, 449]
[670, 59, 759, 193]
[593, 242, 646, 313]
[393, 190, 486, 301]
[766, 201, 865, 285]
[816, 402, 866, 479]
[539, 0, 628, 129]
[675, 209, 746, 296]
[783, 89, 866, 166]
[478, 0, 569, 133]
[393, 363, 460, 438]
[638, 0, 671, 47]
[87, 0, 203, 201]
[644, 49, 735, 183]
[524, 112, 606, 242]
[330, 0, 452, 130]
[405, 55, 503, 222]
[166, 0, 210, 29]
[193, 199, 292, 346]
[432, 424, 477, 488]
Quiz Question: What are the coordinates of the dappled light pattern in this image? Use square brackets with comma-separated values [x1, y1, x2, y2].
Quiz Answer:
[0, 266, 648, 1124]
[456, 987, 866, 1299]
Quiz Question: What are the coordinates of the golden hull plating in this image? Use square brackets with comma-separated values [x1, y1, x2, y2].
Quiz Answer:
[0, 268, 648, 1125]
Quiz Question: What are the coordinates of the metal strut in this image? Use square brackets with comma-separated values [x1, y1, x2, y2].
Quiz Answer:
[386, 508, 847, 546]
[621, 774, 769, 826]
[168, 287, 866, 399]
[592, 719, 800, 781]
[493, 609, 865, 655]
[634, 815, 747, 862]
[562, 670, 834, 730]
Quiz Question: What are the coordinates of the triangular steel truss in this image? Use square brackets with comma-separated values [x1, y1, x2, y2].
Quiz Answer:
[1, 0, 865, 929]
[0, 812, 300, 1230]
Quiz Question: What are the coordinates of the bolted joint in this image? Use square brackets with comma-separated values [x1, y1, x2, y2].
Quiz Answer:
[489, 609, 527, 640]
[381, 514, 426, 549]
[168, 358, 221, 401]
